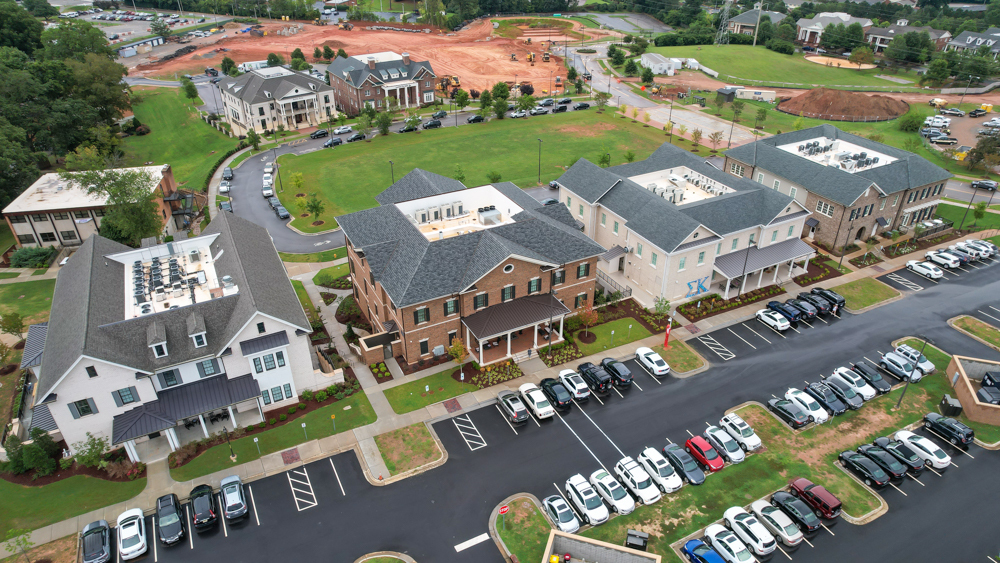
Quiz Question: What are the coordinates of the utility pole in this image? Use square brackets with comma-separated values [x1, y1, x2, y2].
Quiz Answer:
[715, 0, 733, 46]
[752, 2, 768, 47]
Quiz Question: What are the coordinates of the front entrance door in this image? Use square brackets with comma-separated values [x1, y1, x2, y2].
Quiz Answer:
[856, 226, 866, 241]
[383, 343, 393, 360]
[618, 256, 625, 272]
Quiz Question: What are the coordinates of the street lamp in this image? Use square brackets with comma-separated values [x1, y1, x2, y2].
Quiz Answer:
[960, 75, 980, 107]
[537, 139, 542, 184]
[666, 93, 675, 143]
[895, 335, 932, 410]
[222, 425, 236, 462]
[389, 160, 395, 184]
[838, 214, 857, 269]
[960, 178, 981, 230]
[549, 70, 553, 97]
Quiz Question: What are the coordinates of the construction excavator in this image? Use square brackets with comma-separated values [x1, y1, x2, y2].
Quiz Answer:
[526, 52, 535, 63]
[543, 52, 551, 62]
[510, 53, 517, 61]
[337, 22, 354, 30]
[435, 75, 461, 93]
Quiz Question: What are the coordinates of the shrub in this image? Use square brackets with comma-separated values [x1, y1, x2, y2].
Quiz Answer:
[765, 38, 795, 55]
[72, 432, 109, 469]
[59, 457, 74, 470]
[10, 246, 55, 268]
[279, 413, 288, 421]
[301, 390, 314, 402]
[258, 422, 266, 429]
[898, 111, 923, 132]
[269, 418, 277, 425]
[335, 391, 345, 400]
[297, 403, 306, 411]
[105, 459, 133, 480]
[316, 390, 328, 402]
[135, 125, 151, 136]
[169, 442, 200, 467]
[288, 406, 297, 415]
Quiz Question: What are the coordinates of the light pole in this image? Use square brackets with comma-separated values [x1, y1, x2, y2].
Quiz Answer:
[960, 180, 980, 230]
[895, 335, 932, 410]
[222, 425, 236, 462]
[549, 70, 553, 96]
[389, 160, 395, 183]
[537, 139, 542, 184]
[667, 93, 675, 143]
[959, 75, 980, 107]
[838, 214, 857, 268]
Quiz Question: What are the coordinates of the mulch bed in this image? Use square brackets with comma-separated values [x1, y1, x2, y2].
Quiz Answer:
[395, 353, 452, 376]
[0, 364, 17, 376]
[678, 286, 787, 322]
[14, 340, 24, 350]
[793, 257, 847, 285]
[847, 254, 884, 269]
[0, 442, 146, 486]
[883, 229, 963, 257]
[577, 331, 597, 344]
[448, 361, 524, 389]
[169, 369, 361, 469]
[368, 361, 394, 383]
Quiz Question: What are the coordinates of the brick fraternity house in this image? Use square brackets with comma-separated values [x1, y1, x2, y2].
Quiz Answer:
[17, 212, 322, 463]
[724, 125, 952, 254]
[3, 165, 183, 249]
[336, 170, 605, 367]
[866, 19, 952, 53]
[220, 66, 337, 137]
[326, 51, 436, 116]
[555, 143, 812, 304]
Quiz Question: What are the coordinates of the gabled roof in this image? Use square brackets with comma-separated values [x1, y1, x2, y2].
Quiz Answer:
[796, 12, 872, 30]
[35, 212, 310, 402]
[337, 172, 605, 308]
[725, 124, 952, 206]
[557, 143, 801, 253]
[20, 322, 47, 370]
[730, 9, 786, 25]
[948, 28, 1000, 51]
[326, 54, 435, 89]
[222, 67, 332, 105]
[867, 24, 949, 41]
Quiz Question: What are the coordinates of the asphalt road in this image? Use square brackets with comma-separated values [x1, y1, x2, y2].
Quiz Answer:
[102, 255, 1000, 562]
[586, 13, 672, 34]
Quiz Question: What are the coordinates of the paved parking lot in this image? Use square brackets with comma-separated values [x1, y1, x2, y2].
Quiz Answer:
[877, 251, 999, 293]
[689, 308, 850, 363]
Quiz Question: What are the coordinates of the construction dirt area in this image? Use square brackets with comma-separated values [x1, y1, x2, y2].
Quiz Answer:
[777, 87, 910, 121]
[131, 18, 618, 93]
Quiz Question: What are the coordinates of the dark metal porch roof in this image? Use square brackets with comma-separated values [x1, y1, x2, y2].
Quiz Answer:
[463, 293, 571, 340]
[714, 238, 815, 279]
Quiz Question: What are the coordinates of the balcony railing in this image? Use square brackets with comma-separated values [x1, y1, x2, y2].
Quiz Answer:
[596, 269, 632, 298]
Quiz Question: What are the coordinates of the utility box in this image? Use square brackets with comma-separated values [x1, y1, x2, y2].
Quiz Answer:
[940, 394, 963, 416]
[982, 371, 1000, 388]
[977, 386, 1000, 405]
[625, 530, 649, 552]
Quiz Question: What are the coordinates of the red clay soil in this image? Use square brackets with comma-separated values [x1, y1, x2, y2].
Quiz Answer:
[777, 87, 909, 120]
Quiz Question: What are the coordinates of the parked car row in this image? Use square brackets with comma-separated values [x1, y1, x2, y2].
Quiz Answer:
[757, 287, 846, 330]
[82, 477, 248, 563]
[922, 239, 998, 271]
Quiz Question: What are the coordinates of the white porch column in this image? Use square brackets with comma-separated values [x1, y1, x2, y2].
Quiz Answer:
[124, 440, 140, 463]
[479, 341, 484, 366]
[256, 397, 265, 424]
[757, 269, 764, 288]
[739, 274, 748, 295]
[787, 259, 795, 277]
[558, 317, 564, 339]
[773, 266, 779, 283]
[507, 333, 512, 357]
[466, 326, 471, 351]
[228, 406, 237, 428]
[804, 256, 811, 271]
[198, 414, 209, 438]
[404, 87, 410, 107]
[534, 325, 539, 348]
[166, 428, 179, 452]
[724, 277, 732, 300]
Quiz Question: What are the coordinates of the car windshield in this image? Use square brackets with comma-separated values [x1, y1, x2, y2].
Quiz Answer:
[656, 462, 675, 478]
[606, 481, 627, 500]
[901, 361, 914, 372]
[159, 512, 180, 527]
[193, 494, 212, 513]
[569, 375, 585, 388]
[932, 447, 947, 459]
[703, 447, 719, 460]
[583, 492, 602, 510]
[816, 386, 836, 401]
[557, 507, 574, 523]
[717, 433, 738, 452]
[635, 475, 652, 489]
[832, 380, 857, 398]
[884, 455, 905, 473]
[682, 456, 699, 472]
[889, 443, 918, 462]
[536, 398, 551, 409]
[738, 424, 754, 438]
[803, 396, 820, 411]
[865, 369, 883, 382]
[121, 529, 141, 549]
[736, 547, 753, 562]
[800, 506, 819, 525]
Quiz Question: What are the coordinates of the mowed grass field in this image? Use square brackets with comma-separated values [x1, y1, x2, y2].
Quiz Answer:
[123, 88, 239, 190]
[276, 110, 671, 232]
[653, 45, 920, 88]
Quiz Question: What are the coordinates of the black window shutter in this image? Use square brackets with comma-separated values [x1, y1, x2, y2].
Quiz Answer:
[211, 359, 220, 374]
[510, 286, 516, 300]
[156, 371, 167, 388]
[68, 402, 80, 419]
[196, 362, 207, 378]
[551, 271, 556, 286]
[129, 386, 139, 402]
[424, 307, 430, 323]
[585, 263, 590, 277]
[87, 398, 98, 414]
[112, 391, 123, 407]
[413, 310, 419, 325]
[484, 293, 489, 308]
[443, 302, 449, 316]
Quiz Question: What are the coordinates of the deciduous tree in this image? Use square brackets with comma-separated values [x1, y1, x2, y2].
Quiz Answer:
[578, 304, 599, 337]
[849, 46, 875, 67]
[61, 164, 165, 247]
[41, 20, 116, 62]
[708, 130, 724, 151]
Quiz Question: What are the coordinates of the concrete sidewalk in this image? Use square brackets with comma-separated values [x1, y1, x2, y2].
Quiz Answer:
[4, 231, 979, 556]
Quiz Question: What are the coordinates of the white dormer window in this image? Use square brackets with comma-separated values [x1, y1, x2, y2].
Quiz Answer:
[989, 40, 996, 46]
[192, 333, 207, 348]
[309, 84, 316, 90]
[977, 38, 984, 45]
[968, 36, 975, 43]
[151, 342, 168, 358]
[264, 90, 272, 98]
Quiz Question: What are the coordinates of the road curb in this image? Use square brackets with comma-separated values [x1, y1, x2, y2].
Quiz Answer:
[947, 315, 1000, 353]
[284, 222, 342, 237]
[843, 288, 905, 315]
[353, 552, 416, 563]
[488, 493, 548, 563]
[834, 460, 888, 524]
[363, 420, 450, 487]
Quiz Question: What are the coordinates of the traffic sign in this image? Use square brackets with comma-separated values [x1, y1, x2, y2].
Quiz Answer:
[499, 505, 509, 515]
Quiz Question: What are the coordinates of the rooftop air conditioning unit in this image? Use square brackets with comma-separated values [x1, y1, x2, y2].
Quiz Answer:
[429, 206, 441, 221]
[647, 183, 659, 192]
[415, 209, 428, 223]
[189, 249, 201, 263]
[221, 275, 235, 288]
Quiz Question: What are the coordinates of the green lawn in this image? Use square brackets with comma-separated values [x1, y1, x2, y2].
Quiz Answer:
[0, 272, 20, 280]
[279, 247, 347, 263]
[655, 46, 921, 89]
[497, 497, 551, 563]
[575, 318, 653, 356]
[0, 222, 14, 255]
[31, 269, 47, 276]
[830, 278, 899, 311]
[374, 423, 439, 475]
[953, 315, 1000, 348]
[935, 202, 1000, 231]
[123, 88, 238, 190]
[313, 263, 349, 286]
[0, 476, 146, 534]
[383, 368, 478, 415]
[651, 341, 703, 373]
[170, 392, 376, 481]
[276, 110, 674, 232]
[0, 279, 56, 325]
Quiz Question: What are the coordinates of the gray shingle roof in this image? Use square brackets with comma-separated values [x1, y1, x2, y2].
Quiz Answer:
[223, 68, 332, 105]
[867, 24, 948, 41]
[29, 404, 58, 433]
[948, 28, 1000, 52]
[337, 170, 605, 308]
[239, 330, 290, 356]
[20, 322, 47, 370]
[375, 169, 467, 205]
[35, 213, 310, 402]
[558, 143, 801, 253]
[730, 9, 786, 25]
[725, 124, 952, 207]
[326, 55, 435, 90]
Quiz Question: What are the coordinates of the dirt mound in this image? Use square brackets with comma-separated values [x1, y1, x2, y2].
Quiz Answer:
[777, 87, 909, 121]
[223, 22, 243, 29]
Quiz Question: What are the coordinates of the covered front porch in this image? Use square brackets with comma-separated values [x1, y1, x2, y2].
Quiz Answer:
[713, 238, 816, 300]
[112, 374, 263, 463]
[463, 293, 571, 365]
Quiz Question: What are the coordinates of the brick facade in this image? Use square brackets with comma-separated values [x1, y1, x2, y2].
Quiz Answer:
[328, 59, 436, 117]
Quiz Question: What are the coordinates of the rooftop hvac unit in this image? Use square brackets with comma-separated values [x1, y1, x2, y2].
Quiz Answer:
[694, 179, 700, 186]
[669, 174, 685, 185]
[860, 152, 867, 159]
[647, 183, 658, 192]
[873, 157, 879, 164]
[653, 186, 665, 196]
[415, 209, 428, 223]
[841, 160, 857, 171]
[798, 145, 805, 151]
[189, 249, 201, 263]
[221, 275, 235, 288]
[454, 202, 464, 215]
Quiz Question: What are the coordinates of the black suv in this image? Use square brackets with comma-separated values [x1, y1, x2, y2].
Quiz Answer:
[785, 298, 818, 320]
[222, 167, 233, 180]
[309, 129, 329, 139]
[810, 287, 845, 309]
[578, 362, 612, 395]
[467, 114, 484, 123]
[850, 361, 891, 394]
[826, 377, 863, 410]
[803, 382, 846, 416]
[431, 110, 447, 119]
[558, 98, 572, 104]
[324, 137, 343, 147]
[539, 378, 573, 409]
[573, 102, 590, 110]
[767, 398, 810, 428]
[872, 436, 924, 475]
[796, 293, 831, 315]
[398, 123, 418, 133]
[156, 493, 187, 545]
[82, 520, 111, 563]
[771, 491, 820, 534]
[552, 105, 568, 113]
[600, 358, 633, 388]
[190, 484, 218, 531]
[422, 119, 442, 129]
[923, 412, 974, 446]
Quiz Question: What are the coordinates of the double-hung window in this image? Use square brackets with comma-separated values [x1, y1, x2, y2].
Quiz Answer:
[501, 286, 515, 302]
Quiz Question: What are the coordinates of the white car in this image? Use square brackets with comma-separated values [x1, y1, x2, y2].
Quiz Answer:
[831, 367, 877, 400]
[704, 425, 745, 464]
[750, 500, 804, 547]
[956, 240, 990, 258]
[116, 508, 148, 560]
[509, 110, 527, 118]
[589, 469, 635, 515]
[950, 243, 987, 259]
[894, 430, 951, 470]
[634, 346, 670, 376]
[784, 388, 829, 423]
[518, 383, 555, 419]
[705, 524, 753, 563]
[542, 495, 580, 533]
[558, 369, 591, 401]
[723, 506, 777, 557]
[218, 180, 231, 193]
[565, 474, 609, 526]
[614, 456, 661, 505]
[968, 238, 999, 255]
[755, 309, 790, 332]
[906, 260, 943, 279]
[263, 162, 274, 174]
[924, 250, 958, 268]
[637, 447, 683, 493]
[262, 173, 273, 188]
[333, 125, 352, 135]
[719, 413, 762, 452]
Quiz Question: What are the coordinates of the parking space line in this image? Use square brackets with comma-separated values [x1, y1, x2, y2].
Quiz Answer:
[248, 485, 260, 525]
[571, 399, 626, 458]
[802, 536, 814, 548]
[967, 261, 982, 269]
[923, 428, 976, 458]
[758, 320, 786, 339]
[727, 328, 757, 349]
[453, 414, 488, 451]
[632, 380, 643, 391]
[950, 460, 959, 468]
[815, 315, 829, 324]
[454, 533, 491, 553]
[613, 387, 624, 399]
[638, 362, 663, 384]
[329, 458, 346, 496]
[495, 405, 519, 435]
[685, 429, 694, 437]
[906, 473, 925, 486]
[741, 323, 771, 344]
[787, 324, 801, 334]
[927, 466, 943, 477]
[977, 310, 1000, 325]
[553, 409, 609, 473]
[697, 334, 736, 361]
[956, 265, 970, 272]
[798, 318, 813, 328]
[187, 505, 194, 549]
[286, 468, 318, 511]
[910, 269, 940, 283]
[775, 545, 792, 560]
[590, 393, 605, 406]
[888, 482, 907, 496]
[990, 306, 1000, 315]
[218, 494, 228, 537]
[152, 516, 158, 563]
[821, 523, 835, 536]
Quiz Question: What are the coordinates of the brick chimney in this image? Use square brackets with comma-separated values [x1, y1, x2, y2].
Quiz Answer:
[402, 52, 411, 65]
[367, 57, 375, 70]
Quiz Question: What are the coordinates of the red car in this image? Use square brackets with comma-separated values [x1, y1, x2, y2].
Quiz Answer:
[789, 477, 842, 519]
[685, 436, 724, 472]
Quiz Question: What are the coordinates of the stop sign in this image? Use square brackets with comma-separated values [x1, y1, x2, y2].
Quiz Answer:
[499, 505, 510, 515]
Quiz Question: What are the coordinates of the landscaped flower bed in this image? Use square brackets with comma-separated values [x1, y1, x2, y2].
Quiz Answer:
[678, 287, 787, 321]
[540, 340, 585, 368]
[395, 353, 453, 375]
[793, 256, 847, 285]
[370, 361, 393, 383]
[847, 254, 883, 269]
[450, 360, 524, 389]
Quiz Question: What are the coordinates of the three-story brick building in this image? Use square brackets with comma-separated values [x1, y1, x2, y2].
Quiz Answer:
[326, 51, 436, 116]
